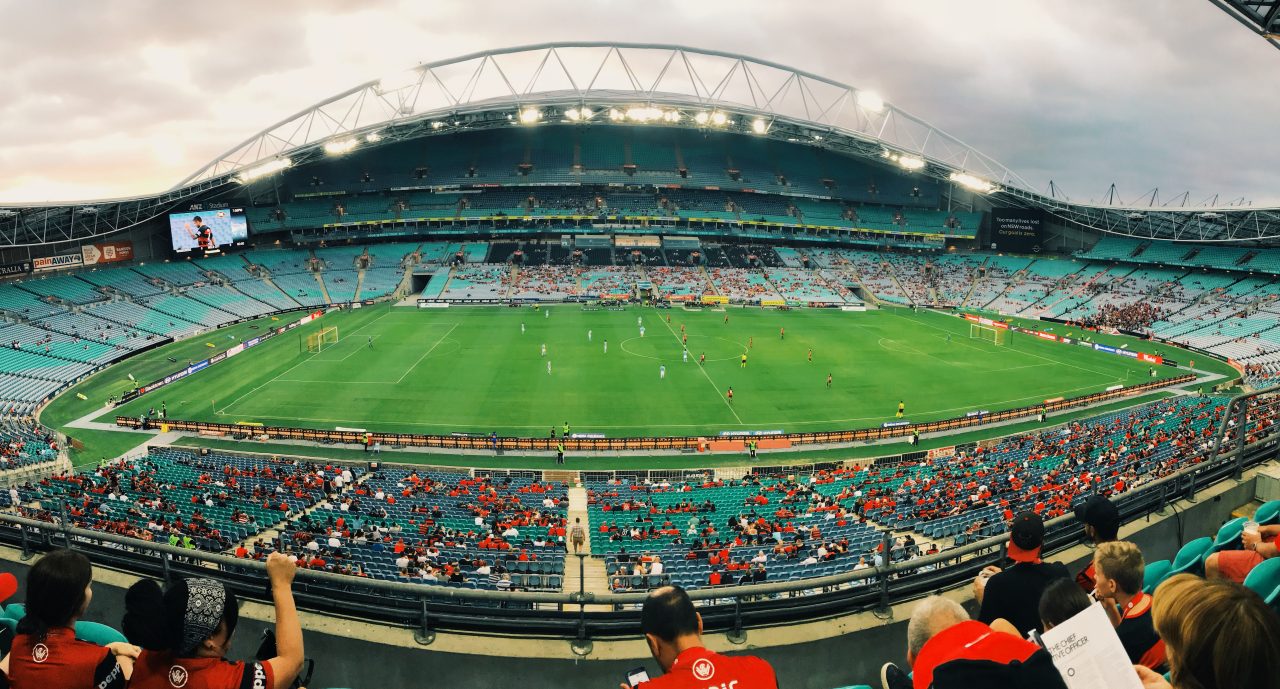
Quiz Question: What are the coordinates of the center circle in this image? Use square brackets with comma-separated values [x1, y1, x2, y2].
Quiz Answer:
[619, 334, 746, 362]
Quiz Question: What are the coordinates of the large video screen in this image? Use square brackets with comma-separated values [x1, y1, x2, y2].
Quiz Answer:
[990, 208, 1045, 253]
[168, 208, 247, 253]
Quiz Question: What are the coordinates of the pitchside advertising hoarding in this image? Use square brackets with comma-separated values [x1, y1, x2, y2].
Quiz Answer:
[990, 208, 1044, 253]
[960, 313, 1167, 366]
[33, 253, 84, 273]
[0, 260, 32, 277]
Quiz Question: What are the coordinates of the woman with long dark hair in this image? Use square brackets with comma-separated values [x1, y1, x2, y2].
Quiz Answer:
[0, 549, 138, 688]
[123, 551, 303, 689]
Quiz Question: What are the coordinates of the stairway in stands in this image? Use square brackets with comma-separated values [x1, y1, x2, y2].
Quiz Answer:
[560, 482, 611, 600]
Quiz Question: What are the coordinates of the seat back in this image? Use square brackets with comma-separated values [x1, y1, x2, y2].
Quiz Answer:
[1170, 537, 1213, 576]
[1243, 557, 1280, 607]
[1142, 559, 1172, 594]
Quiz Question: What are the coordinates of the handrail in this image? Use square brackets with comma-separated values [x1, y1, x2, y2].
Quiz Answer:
[7, 398, 1277, 640]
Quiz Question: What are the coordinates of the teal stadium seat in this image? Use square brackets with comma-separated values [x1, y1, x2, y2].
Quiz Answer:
[75, 620, 127, 645]
[3, 603, 24, 620]
[1169, 537, 1214, 577]
[1143, 560, 1172, 594]
[1256, 500, 1280, 526]
[1243, 557, 1280, 607]
[1208, 517, 1248, 560]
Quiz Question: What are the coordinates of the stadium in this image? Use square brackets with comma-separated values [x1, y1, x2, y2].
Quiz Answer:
[2, 10, 1280, 689]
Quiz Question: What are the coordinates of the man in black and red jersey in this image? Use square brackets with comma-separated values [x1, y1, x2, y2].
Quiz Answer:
[625, 586, 777, 689]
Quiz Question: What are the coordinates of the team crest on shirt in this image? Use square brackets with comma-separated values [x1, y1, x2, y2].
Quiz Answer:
[691, 658, 716, 681]
[31, 643, 49, 663]
[168, 664, 190, 688]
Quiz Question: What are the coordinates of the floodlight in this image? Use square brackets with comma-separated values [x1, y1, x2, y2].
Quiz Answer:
[377, 69, 421, 93]
[694, 111, 710, 125]
[518, 107, 542, 124]
[609, 108, 625, 121]
[431, 121, 445, 129]
[710, 111, 727, 126]
[365, 131, 382, 143]
[751, 118, 767, 134]
[857, 91, 885, 113]
[883, 150, 925, 171]
[578, 107, 593, 120]
[565, 108, 581, 121]
[324, 138, 358, 156]
[662, 110, 681, 123]
[948, 172, 994, 193]
[234, 158, 292, 183]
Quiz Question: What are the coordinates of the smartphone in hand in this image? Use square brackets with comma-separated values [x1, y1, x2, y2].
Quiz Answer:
[626, 667, 651, 687]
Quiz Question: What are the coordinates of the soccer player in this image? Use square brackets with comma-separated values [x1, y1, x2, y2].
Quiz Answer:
[724, 313, 729, 324]
[826, 373, 832, 388]
[368, 336, 373, 349]
[740, 353, 747, 368]
[680, 324, 685, 333]
[699, 352, 706, 365]
[547, 360, 552, 375]
[897, 400, 905, 418]
[603, 339, 608, 354]
[184, 215, 216, 251]
[726, 387, 734, 403]
[541, 343, 547, 357]
[545, 309, 549, 319]
[682, 348, 688, 363]
[638, 315, 643, 327]
[748, 336, 753, 349]
[780, 327, 785, 339]
[588, 329, 592, 342]
[660, 365, 666, 379]
[521, 322, 526, 334]
[682, 333, 687, 345]
[946, 333, 952, 343]
[808, 348, 813, 362]
[640, 326, 646, 338]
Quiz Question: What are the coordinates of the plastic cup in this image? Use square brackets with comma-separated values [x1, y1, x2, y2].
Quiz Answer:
[1244, 520, 1260, 537]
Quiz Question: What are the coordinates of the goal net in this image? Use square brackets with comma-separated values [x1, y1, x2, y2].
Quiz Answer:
[306, 327, 339, 353]
[969, 323, 1007, 346]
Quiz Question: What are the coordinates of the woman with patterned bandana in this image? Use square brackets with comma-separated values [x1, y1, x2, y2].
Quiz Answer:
[123, 552, 304, 689]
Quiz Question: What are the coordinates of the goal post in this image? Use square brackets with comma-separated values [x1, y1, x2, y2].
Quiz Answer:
[969, 323, 1007, 346]
[306, 327, 339, 353]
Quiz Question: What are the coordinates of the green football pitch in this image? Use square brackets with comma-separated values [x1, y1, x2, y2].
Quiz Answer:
[82, 303, 1201, 438]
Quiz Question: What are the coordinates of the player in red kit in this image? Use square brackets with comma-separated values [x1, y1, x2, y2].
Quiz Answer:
[625, 586, 777, 689]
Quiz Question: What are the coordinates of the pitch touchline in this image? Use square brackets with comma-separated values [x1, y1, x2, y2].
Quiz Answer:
[210, 381, 1141, 430]
[657, 316, 743, 424]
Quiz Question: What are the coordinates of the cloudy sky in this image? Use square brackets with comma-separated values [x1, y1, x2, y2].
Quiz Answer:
[2, 0, 1276, 205]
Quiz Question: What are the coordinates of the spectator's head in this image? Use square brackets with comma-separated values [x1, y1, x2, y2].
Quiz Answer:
[1038, 578, 1092, 631]
[641, 585, 702, 672]
[906, 595, 969, 666]
[17, 549, 93, 642]
[1075, 495, 1120, 544]
[1153, 574, 1280, 689]
[1093, 541, 1144, 598]
[123, 577, 240, 658]
[1007, 511, 1045, 563]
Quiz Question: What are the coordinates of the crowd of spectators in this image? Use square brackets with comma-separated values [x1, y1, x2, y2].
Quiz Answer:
[1077, 301, 1166, 333]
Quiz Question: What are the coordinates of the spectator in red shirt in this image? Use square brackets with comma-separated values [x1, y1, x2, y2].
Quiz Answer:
[627, 586, 777, 689]
[1, 550, 138, 689]
[880, 596, 1066, 689]
[123, 552, 304, 689]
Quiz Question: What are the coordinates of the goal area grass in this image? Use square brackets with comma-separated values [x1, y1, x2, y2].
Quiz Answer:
[54, 303, 1230, 446]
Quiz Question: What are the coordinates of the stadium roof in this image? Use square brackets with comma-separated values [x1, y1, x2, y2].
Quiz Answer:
[2, 42, 1278, 246]
[1211, 0, 1280, 50]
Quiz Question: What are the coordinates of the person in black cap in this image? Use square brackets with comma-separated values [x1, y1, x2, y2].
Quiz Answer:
[973, 511, 1069, 635]
[1073, 494, 1120, 593]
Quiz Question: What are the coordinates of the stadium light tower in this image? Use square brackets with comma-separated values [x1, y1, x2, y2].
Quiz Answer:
[710, 111, 728, 126]
[751, 118, 769, 134]
[694, 111, 710, 125]
[518, 107, 542, 124]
